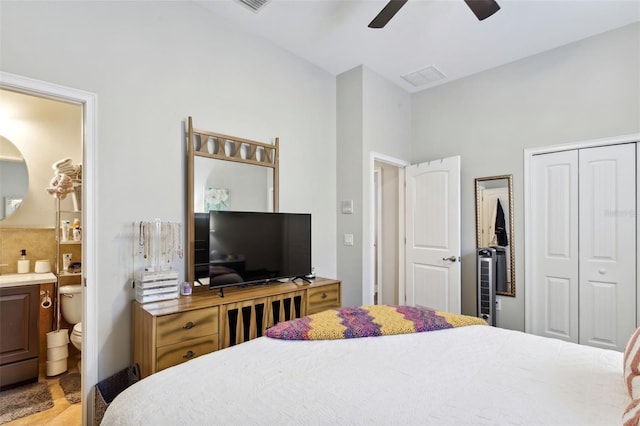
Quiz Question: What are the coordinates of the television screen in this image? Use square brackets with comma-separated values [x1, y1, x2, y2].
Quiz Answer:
[194, 212, 211, 282]
[198, 211, 311, 289]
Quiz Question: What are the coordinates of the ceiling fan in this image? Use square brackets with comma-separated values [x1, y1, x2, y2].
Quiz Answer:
[368, 0, 501, 28]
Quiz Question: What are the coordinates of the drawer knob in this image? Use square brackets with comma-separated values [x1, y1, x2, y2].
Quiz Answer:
[183, 321, 195, 329]
[183, 350, 195, 359]
[321, 292, 327, 299]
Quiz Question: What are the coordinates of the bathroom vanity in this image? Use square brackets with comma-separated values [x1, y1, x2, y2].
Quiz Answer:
[0, 273, 57, 388]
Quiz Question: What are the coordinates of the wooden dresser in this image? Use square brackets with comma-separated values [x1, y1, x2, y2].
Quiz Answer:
[132, 277, 341, 378]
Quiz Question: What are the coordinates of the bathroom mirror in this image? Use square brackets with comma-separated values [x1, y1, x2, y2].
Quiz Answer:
[186, 117, 279, 287]
[0, 136, 28, 220]
[475, 175, 515, 297]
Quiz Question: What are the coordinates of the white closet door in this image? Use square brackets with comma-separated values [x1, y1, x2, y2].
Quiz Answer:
[531, 150, 579, 343]
[579, 143, 636, 351]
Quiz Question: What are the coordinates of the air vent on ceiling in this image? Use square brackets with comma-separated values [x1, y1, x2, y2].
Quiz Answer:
[237, 0, 270, 12]
[401, 65, 446, 87]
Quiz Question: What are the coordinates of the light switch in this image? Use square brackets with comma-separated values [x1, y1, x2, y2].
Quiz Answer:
[341, 200, 353, 214]
[343, 233, 354, 246]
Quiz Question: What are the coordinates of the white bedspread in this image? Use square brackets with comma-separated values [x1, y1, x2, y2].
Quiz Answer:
[102, 325, 627, 425]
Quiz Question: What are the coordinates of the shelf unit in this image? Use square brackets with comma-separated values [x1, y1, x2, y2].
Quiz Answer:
[54, 184, 82, 330]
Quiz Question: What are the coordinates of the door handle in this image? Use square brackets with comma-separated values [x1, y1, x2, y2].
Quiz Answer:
[442, 256, 457, 262]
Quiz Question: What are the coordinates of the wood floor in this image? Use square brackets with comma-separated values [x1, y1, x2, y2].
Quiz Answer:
[4, 364, 82, 426]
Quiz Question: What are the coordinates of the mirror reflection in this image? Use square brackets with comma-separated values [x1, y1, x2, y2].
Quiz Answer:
[194, 156, 274, 213]
[0, 136, 28, 220]
[475, 175, 515, 296]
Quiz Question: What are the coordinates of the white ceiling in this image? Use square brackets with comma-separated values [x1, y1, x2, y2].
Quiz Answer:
[195, 0, 640, 93]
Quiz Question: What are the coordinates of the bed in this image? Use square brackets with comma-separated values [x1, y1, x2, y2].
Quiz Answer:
[102, 306, 635, 425]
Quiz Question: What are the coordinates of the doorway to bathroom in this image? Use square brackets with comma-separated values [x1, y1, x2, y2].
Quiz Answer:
[372, 159, 402, 305]
[369, 153, 409, 307]
[0, 71, 97, 424]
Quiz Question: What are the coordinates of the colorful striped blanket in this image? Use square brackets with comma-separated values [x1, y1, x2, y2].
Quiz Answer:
[265, 305, 487, 340]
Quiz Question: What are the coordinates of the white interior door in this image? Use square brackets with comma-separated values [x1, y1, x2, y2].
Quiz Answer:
[405, 156, 461, 313]
[579, 143, 636, 351]
[531, 150, 579, 343]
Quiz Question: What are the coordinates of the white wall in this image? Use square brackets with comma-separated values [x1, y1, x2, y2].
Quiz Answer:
[411, 22, 640, 330]
[1, 1, 337, 379]
[0, 90, 82, 227]
[337, 66, 411, 307]
[336, 67, 364, 307]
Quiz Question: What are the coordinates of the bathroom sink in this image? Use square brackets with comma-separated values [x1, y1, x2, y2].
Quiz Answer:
[0, 272, 57, 288]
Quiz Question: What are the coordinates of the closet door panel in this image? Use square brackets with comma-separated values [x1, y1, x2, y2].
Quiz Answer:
[579, 143, 636, 351]
[580, 280, 617, 347]
[531, 150, 579, 342]
[543, 277, 573, 339]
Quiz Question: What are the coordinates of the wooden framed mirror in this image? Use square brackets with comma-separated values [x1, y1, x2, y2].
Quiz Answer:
[186, 117, 279, 287]
[475, 174, 515, 297]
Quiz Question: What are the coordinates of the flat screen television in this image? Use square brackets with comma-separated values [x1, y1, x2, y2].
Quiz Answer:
[194, 211, 312, 290]
[194, 212, 211, 282]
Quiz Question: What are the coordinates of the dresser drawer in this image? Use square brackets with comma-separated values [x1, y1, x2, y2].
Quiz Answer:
[307, 283, 341, 315]
[156, 334, 218, 371]
[156, 307, 218, 347]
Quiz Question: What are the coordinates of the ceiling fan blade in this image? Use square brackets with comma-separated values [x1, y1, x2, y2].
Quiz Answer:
[464, 0, 500, 21]
[368, 0, 408, 29]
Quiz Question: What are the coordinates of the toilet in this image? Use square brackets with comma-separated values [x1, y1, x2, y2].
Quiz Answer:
[59, 284, 82, 357]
